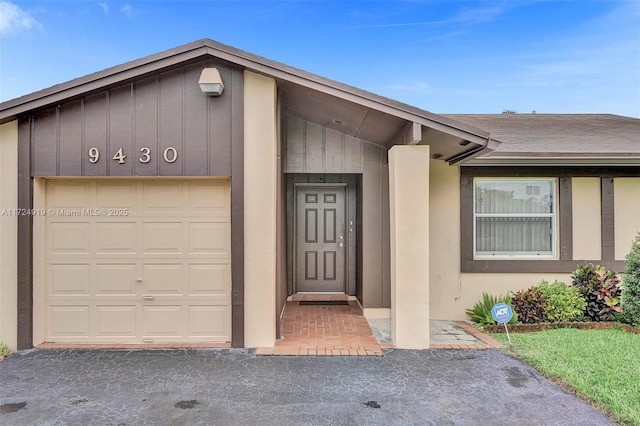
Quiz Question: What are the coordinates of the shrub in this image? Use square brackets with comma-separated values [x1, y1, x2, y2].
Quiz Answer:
[511, 288, 547, 324]
[622, 232, 640, 326]
[534, 280, 586, 322]
[572, 263, 622, 321]
[466, 292, 518, 326]
[0, 340, 14, 361]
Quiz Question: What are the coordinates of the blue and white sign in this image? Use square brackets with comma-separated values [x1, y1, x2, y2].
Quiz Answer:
[491, 303, 513, 324]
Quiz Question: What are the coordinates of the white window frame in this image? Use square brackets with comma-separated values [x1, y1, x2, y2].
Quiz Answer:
[473, 177, 558, 259]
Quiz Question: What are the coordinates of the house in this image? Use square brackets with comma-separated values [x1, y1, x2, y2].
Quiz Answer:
[1, 39, 638, 352]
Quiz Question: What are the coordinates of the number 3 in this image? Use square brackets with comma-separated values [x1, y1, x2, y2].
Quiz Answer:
[139, 147, 151, 163]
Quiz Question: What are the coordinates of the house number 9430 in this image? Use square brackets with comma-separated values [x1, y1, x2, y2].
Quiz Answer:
[88, 147, 178, 164]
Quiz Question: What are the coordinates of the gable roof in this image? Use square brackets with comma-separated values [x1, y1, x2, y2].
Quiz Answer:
[0, 38, 494, 163]
[446, 114, 640, 165]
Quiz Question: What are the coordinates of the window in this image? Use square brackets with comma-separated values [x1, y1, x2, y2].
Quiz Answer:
[474, 178, 556, 258]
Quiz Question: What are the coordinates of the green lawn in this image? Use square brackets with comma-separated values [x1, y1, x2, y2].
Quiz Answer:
[492, 328, 640, 426]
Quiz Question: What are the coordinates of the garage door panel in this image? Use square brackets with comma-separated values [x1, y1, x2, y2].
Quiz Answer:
[48, 305, 90, 338]
[142, 306, 183, 336]
[44, 179, 231, 343]
[188, 182, 228, 214]
[188, 222, 229, 254]
[143, 263, 183, 294]
[142, 182, 183, 212]
[47, 181, 92, 209]
[48, 222, 91, 254]
[49, 264, 91, 296]
[95, 182, 136, 210]
[142, 222, 183, 254]
[96, 222, 137, 254]
[188, 263, 230, 295]
[189, 306, 230, 338]
[95, 305, 137, 337]
[95, 264, 137, 296]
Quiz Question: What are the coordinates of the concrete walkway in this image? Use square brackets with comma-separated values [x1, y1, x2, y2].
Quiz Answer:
[0, 348, 614, 425]
[368, 318, 503, 350]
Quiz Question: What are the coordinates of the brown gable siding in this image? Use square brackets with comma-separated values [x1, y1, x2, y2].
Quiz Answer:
[28, 59, 241, 178]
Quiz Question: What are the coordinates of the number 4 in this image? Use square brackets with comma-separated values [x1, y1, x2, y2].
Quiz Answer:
[113, 148, 126, 164]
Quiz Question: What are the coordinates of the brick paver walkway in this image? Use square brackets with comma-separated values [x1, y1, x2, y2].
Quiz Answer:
[256, 301, 387, 356]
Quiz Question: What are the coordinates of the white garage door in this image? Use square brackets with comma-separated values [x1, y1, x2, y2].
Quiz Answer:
[43, 179, 231, 343]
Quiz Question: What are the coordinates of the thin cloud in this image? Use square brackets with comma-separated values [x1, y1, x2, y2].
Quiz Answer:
[351, 1, 511, 29]
[121, 4, 133, 18]
[0, 1, 43, 34]
[98, 3, 109, 15]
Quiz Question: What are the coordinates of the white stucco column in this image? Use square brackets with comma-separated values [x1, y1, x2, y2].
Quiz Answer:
[388, 145, 430, 349]
[0, 121, 18, 351]
[243, 71, 277, 347]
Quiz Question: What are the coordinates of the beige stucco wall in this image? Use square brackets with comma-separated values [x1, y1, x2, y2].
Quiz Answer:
[243, 71, 278, 347]
[572, 178, 602, 260]
[428, 159, 463, 319]
[0, 120, 18, 350]
[614, 178, 640, 260]
[429, 161, 574, 320]
[389, 145, 430, 349]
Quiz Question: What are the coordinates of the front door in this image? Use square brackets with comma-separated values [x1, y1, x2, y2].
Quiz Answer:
[295, 184, 346, 292]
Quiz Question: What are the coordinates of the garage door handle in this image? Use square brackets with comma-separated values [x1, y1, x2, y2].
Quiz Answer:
[143, 295, 155, 300]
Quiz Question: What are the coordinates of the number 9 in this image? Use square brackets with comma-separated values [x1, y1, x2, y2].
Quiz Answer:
[89, 147, 100, 163]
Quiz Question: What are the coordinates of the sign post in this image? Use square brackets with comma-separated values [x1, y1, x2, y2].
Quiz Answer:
[491, 303, 514, 344]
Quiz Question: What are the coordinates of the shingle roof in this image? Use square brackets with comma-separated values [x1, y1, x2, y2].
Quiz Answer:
[445, 114, 640, 158]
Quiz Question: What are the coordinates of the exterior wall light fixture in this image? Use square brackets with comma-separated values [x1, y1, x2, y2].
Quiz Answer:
[198, 68, 224, 96]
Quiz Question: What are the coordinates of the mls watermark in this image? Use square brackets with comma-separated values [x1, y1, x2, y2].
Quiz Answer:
[1, 208, 130, 217]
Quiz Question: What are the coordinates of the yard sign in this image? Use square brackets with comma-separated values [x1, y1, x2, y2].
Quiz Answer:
[491, 303, 513, 344]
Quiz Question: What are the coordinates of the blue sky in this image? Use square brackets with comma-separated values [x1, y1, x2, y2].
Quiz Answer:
[1, 1, 639, 117]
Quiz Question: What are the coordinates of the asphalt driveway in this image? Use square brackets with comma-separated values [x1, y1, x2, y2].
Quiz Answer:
[0, 348, 613, 425]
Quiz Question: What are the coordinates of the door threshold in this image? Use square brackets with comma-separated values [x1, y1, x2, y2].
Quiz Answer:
[290, 293, 356, 302]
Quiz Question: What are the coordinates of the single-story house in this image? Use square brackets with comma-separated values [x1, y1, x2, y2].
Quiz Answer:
[1, 39, 638, 351]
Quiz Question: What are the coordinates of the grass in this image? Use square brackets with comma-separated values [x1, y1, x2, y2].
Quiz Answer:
[492, 327, 640, 426]
[0, 340, 14, 361]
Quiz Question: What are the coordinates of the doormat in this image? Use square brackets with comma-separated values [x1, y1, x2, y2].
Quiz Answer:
[299, 301, 349, 306]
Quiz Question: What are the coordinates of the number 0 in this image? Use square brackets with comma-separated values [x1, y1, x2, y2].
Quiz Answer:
[163, 147, 177, 163]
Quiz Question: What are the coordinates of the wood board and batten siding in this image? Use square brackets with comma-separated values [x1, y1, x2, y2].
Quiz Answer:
[283, 115, 391, 309]
[29, 59, 243, 178]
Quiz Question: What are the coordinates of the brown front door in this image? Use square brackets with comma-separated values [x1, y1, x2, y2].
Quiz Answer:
[295, 184, 346, 292]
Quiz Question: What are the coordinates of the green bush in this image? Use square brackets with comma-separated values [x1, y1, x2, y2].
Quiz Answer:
[534, 280, 586, 322]
[622, 232, 640, 326]
[511, 287, 547, 324]
[572, 263, 622, 321]
[466, 292, 518, 325]
[0, 340, 14, 361]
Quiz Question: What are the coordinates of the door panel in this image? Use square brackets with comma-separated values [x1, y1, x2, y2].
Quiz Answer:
[296, 185, 346, 292]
